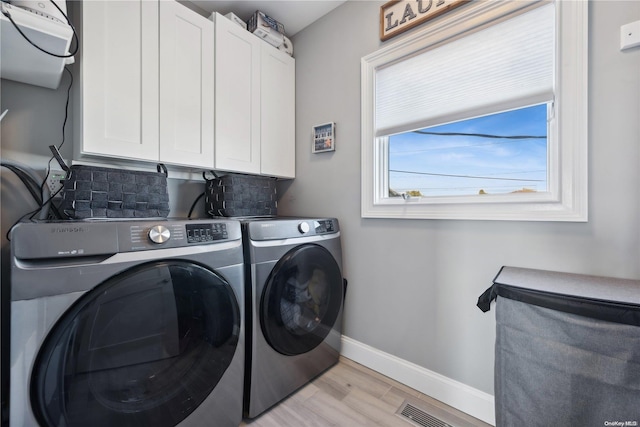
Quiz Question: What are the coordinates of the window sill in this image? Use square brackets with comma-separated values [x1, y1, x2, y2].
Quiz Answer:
[361, 194, 588, 222]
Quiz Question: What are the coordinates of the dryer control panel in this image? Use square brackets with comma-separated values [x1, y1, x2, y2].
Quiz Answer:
[247, 218, 340, 241]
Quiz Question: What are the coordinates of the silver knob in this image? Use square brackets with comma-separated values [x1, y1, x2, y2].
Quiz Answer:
[298, 222, 310, 234]
[148, 225, 171, 244]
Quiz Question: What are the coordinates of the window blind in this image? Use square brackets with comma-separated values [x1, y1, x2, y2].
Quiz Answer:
[375, 3, 555, 138]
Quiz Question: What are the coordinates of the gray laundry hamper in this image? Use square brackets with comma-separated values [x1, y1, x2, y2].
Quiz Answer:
[478, 266, 640, 427]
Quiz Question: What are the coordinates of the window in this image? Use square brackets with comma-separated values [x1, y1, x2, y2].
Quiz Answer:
[388, 104, 549, 198]
[361, 1, 588, 221]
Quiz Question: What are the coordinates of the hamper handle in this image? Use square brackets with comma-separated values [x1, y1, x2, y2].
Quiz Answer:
[202, 170, 218, 182]
[157, 163, 168, 176]
[477, 284, 497, 313]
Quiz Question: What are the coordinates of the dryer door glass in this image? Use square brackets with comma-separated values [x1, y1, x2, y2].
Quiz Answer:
[261, 244, 343, 355]
[30, 260, 240, 427]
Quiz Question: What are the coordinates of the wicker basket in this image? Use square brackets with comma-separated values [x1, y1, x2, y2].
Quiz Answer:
[60, 164, 170, 219]
[205, 173, 277, 217]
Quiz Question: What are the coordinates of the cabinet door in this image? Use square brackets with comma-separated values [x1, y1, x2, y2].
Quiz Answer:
[81, 1, 159, 161]
[261, 47, 295, 178]
[214, 14, 261, 174]
[159, 2, 214, 168]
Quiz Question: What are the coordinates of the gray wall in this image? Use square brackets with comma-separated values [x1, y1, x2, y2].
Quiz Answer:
[279, 0, 640, 395]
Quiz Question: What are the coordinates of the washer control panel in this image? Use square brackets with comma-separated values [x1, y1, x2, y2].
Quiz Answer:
[186, 223, 228, 243]
[314, 219, 336, 234]
[126, 220, 236, 251]
[10, 219, 241, 260]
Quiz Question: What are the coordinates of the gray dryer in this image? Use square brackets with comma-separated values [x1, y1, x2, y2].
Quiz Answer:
[242, 217, 346, 418]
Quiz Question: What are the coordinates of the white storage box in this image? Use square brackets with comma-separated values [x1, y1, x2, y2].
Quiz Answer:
[207, 11, 246, 30]
[224, 12, 246, 29]
[247, 11, 285, 48]
[279, 35, 293, 57]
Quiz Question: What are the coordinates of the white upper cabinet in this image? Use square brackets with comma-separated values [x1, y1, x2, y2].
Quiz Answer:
[79, 1, 159, 161]
[159, 1, 215, 168]
[77, 5, 294, 177]
[214, 14, 262, 175]
[214, 13, 295, 178]
[261, 47, 295, 178]
[77, 1, 215, 169]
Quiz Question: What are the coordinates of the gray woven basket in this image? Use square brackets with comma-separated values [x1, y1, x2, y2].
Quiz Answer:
[205, 173, 277, 217]
[60, 165, 170, 219]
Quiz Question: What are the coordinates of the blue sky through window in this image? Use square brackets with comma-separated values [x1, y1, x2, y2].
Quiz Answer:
[388, 104, 548, 197]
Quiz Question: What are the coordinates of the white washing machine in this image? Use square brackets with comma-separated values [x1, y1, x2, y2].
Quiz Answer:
[9, 219, 244, 427]
[242, 217, 346, 418]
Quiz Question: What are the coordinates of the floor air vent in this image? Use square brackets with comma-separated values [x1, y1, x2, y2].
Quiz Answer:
[397, 401, 453, 427]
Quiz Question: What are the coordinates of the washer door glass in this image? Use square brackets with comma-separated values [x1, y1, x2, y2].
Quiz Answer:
[31, 260, 240, 427]
[261, 244, 343, 356]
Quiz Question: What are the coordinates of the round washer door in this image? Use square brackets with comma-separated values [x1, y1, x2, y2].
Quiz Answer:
[31, 260, 240, 427]
[261, 244, 343, 356]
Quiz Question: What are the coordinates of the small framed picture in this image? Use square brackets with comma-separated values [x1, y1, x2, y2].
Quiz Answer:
[312, 122, 335, 153]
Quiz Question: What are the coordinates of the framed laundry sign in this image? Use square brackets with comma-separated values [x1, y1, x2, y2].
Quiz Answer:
[380, 0, 469, 41]
[312, 122, 335, 153]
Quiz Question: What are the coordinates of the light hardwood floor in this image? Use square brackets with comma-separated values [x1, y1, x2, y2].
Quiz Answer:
[241, 357, 493, 427]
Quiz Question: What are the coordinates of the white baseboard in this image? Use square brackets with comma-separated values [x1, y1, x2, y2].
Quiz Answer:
[340, 336, 496, 426]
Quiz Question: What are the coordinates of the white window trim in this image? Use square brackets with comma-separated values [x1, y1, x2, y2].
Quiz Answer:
[361, 0, 588, 222]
